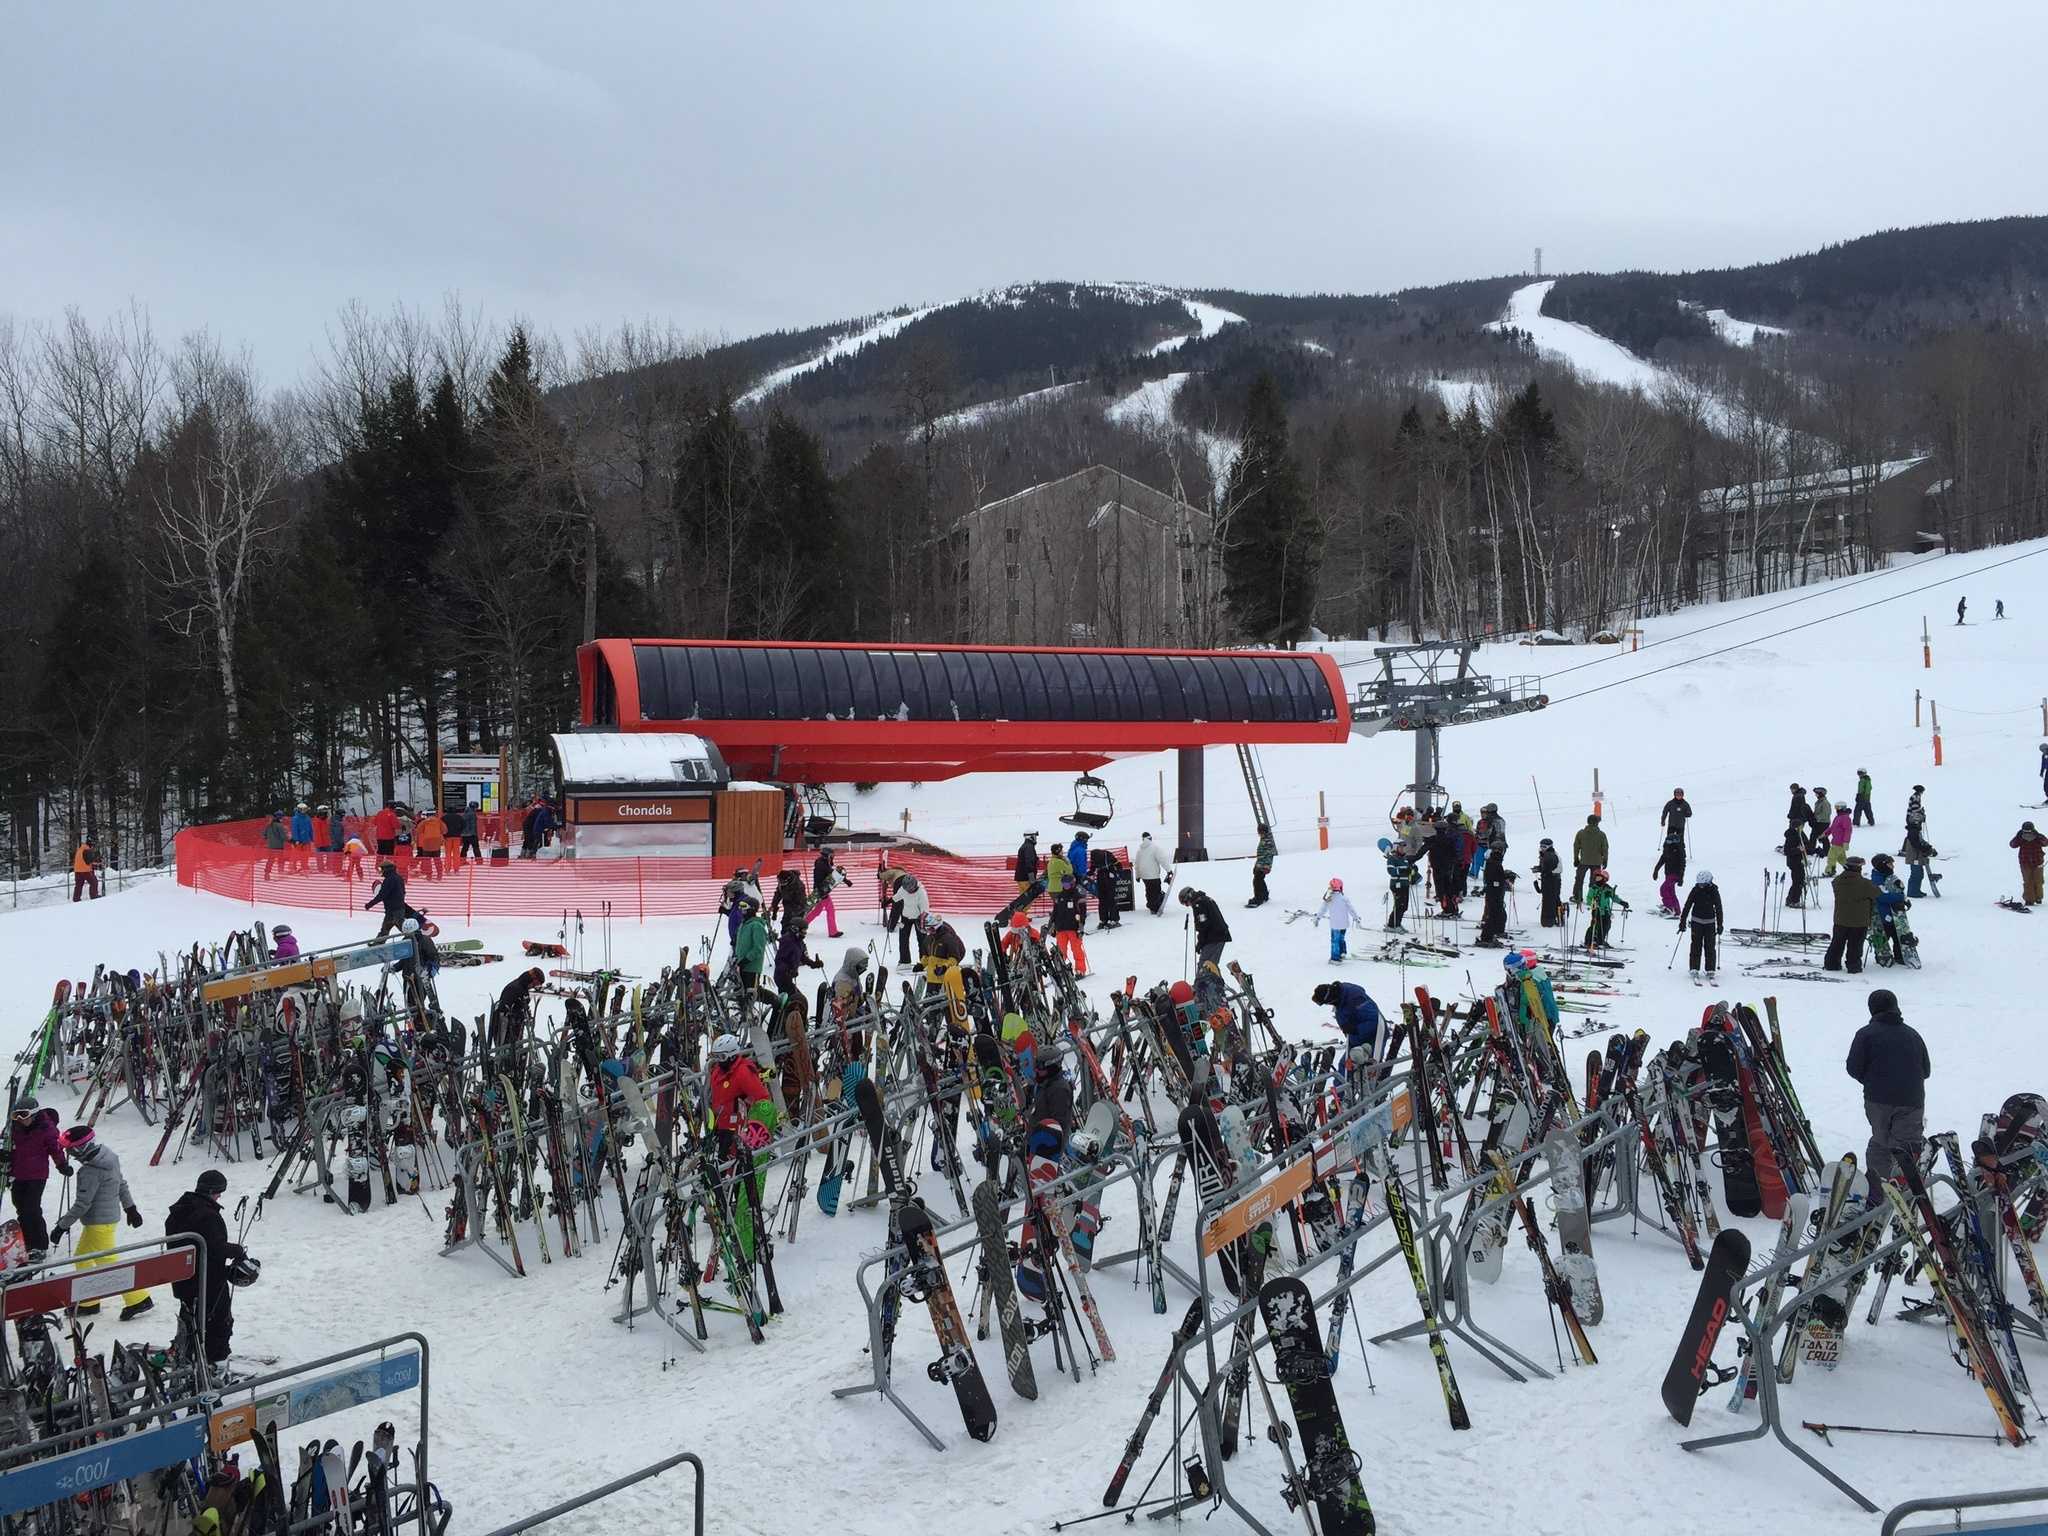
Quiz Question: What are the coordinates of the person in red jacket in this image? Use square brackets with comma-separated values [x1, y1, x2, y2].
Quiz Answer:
[708, 1033, 769, 1158]
[372, 804, 401, 857]
[8, 1098, 71, 1259]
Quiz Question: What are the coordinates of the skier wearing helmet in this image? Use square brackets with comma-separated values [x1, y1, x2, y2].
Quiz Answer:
[1660, 788, 1691, 838]
[1677, 869, 1724, 983]
[707, 1034, 770, 1157]
[1315, 878, 1359, 962]
[1585, 868, 1629, 952]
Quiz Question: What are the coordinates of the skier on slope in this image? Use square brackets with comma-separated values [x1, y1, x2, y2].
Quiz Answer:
[1901, 786, 1940, 898]
[1677, 869, 1724, 982]
[1660, 788, 1692, 838]
[1777, 823, 1810, 909]
[365, 861, 407, 939]
[809, 846, 846, 939]
[1384, 837, 1422, 930]
[2012, 821, 2047, 907]
[1426, 812, 1464, 917]
[1867, 853, 1917, 965]
[1584, 869, 1629, 952]
[1825, 801, 1855, 874]
[1808, 786, 1835, 858]
[1315, 878, 1359, 962]
[1854, 768, 1875, 827]
[1532, 837, 1563, 927]
[2039, 742, 2048, 804]
[1957, 596, 1967, 625]
[1249, 823, 1276, 908]
[1652, 825, 1687, 915]
[1049, 876, 1089, 978]
[7, 1097, 70, 1262]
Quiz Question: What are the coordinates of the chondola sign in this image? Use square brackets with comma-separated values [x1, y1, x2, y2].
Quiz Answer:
[567, 796, 710, 824]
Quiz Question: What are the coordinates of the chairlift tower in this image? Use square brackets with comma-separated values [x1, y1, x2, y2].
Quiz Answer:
[1347, 642, 1548, 813]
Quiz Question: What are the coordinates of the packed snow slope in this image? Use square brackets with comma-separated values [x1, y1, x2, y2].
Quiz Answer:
[7, 540, 2048, 1533]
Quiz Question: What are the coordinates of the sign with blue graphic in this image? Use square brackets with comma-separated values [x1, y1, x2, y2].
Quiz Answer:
[0, 1418, 206, 1516]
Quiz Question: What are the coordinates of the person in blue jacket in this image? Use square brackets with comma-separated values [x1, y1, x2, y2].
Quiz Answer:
[1312, 981, 1381, 1056]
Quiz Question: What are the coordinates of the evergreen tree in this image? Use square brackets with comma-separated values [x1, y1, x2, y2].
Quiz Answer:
[752, 410, 838, 637]
[1221, 372, 1322, 644]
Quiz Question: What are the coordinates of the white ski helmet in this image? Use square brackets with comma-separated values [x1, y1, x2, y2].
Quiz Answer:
[1694, 869, 1712, 884]
[709, 1033, 744, 1064]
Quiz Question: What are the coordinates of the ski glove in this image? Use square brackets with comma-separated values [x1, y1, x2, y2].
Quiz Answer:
[49, 1221, 69, 1243]
[125, 1206, 143, 1229]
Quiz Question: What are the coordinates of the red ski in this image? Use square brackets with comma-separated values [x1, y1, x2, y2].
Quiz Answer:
[1724, 1017, 1789, 1219]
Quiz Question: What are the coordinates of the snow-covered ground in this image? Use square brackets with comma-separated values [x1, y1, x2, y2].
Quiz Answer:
[1688, 301, 1791, 347]
[929, 380, 1083, 435]
[1148, 296, 1249, 355]
[1490, 279, 1671, 396]
[1105, 372, 1238, 483]
[738, 305, 939, 405]
[9, 543, 2048, 1532]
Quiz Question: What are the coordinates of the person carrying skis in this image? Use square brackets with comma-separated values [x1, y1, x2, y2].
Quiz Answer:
[1854, 769, 1875, 827]
[365, 861, 407, 939]
[1846, 988, 1929, 1203]
[1652, 826, 1687, 915]
[1387, 836, 1423, 929]
[1824, 854, 1878, 973]
[1135, 831, 1171, 914]
[1570, 813, 1607, 904]
[1780, 821, 1807, 908]
[1584, 869, 1628, 951]
[166, 1168, 245, 1359]
[1014, 831, 1040, 896]
[2012, 820, 2047, 906]
[1249, 823, 1276, 908]
[7, 1097, 69, 1261]
[1678, 869, 1724, 982]
[1825, 801, 1855, 874]
[809, 846, 846, 938]
[1311, 981, 1381, 1060]
[1049, 876, 1089, 978]
[1179, 886, 1231, 967]
[1661, 788, 1692, 838]
[1532, 837, 1562, 927]
[1315, 878, 1359, 961]
[707, 1033, 771, 1159]
[50, 1126, 148, 1318]
[1476, 843, 1514, 948]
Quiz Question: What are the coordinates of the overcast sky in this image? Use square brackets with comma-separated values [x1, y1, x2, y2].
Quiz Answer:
[10, 1, 2045, 384]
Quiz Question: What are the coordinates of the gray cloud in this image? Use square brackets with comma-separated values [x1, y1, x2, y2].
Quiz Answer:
[8, 0, 2044, 382]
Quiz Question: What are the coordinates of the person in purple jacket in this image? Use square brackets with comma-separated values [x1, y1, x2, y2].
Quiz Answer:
[8, 1097, 71, 1260]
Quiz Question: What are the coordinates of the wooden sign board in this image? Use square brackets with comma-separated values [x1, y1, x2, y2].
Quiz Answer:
[567, 796, 711, 825]
[1200, 1155, 1315, 1257]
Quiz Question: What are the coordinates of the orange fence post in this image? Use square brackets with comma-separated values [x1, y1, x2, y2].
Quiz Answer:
[1931, 699, 1942, 767]
[1317, 790, 1329, 851]
[1592, 768, 1603, 820]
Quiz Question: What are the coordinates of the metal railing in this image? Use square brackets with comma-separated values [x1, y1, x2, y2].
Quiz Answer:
[478, 1450, 705, 1535]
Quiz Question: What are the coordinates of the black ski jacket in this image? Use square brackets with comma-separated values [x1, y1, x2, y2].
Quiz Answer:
[364, 871, 405, 913]
[1049, 890, 1086, 934]
[1661, 797, 1692, 834]
[1031, 1068, 1074, 1137]
[1186, 892, 1231, 948]
[1015, 840, 1040, 883]
[1846, 1008, 1929, 1109]
[1787, 791, 1812, 828]
[1677, 883, 1723, 930]
[165, 1190, 242, 1302]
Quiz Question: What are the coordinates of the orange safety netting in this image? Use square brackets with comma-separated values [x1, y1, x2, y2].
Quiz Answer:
[174, 820, 1124, 925]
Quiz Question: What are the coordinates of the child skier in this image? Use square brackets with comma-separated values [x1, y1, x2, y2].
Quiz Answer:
[1652, 826, 1687, 915]
[1316, 877, 1359, 961]
[1677, 869, 1724, 982]
[1867, 853, 1918, 964]
[1585, 869, 1629, 952]
[1825, 803, 1854, 874]
[1380, 838, 1421, 930]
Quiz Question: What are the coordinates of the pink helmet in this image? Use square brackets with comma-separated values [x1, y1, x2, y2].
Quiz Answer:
[1328, 877, 1344, 892]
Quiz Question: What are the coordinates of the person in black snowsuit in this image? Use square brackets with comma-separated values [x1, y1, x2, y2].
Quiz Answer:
[1781, 822, 1807, 908]
[1846, 988, 1929, 1202]
[1426, 816, 1463, 916]
[1532, 838, 1563, 927]
[1677, 870, 1724, 979]
[365, 862, 407, 939]
[1179, 887, 1231, 967]
[166, 1169, 245, 1366]
[767, 868, 810, 935]
[1661, 789, 1692, 838]
[1014, 833, 1040, 895]
[1652, 827, 1687, 914]
[493, 967, 545, 1062]
[1787, 784, 1813, 836]
[1475, 844, 1513, 947]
